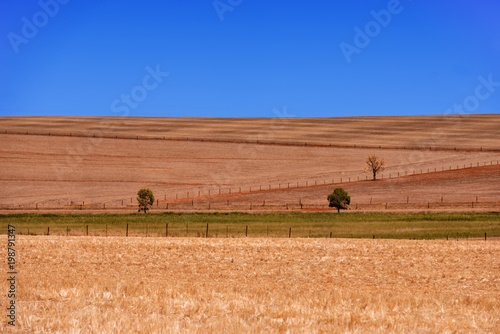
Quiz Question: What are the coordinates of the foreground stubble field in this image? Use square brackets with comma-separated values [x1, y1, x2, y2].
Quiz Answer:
[3, 237, 499, 333]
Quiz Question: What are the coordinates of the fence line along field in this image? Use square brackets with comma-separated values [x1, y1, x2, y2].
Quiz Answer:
[1, 115, 500, 212]
[2, 212, 500, 240]
[1, 114, 500, 150]
[2, 236, 498, 333]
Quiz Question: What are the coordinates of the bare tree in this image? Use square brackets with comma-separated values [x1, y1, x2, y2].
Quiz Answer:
[364, 155, 385, 181]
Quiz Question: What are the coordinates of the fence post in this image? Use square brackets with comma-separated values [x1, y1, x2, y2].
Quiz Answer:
[246, 226, 248, 238]
[86, 225, 88, 236]
[126, 224, 129, 237]
[48, 227, 50, 235]
[289, 227, 291, 238]
[206, 223, 209, 238]
[330, 232, 332, 238]
[485, 232, 487, 241]
[166, 223, 168, 237]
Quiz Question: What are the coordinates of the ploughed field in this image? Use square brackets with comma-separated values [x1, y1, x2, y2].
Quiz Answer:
[1, 114, 500, 150]
[2, 236, 499, 333]
[0, 115, 499, 212]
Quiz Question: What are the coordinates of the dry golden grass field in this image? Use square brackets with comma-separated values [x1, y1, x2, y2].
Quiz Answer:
[1, 236, 499, 333]
[1, 115, 500, 212]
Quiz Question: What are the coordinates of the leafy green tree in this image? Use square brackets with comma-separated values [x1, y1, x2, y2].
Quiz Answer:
[137, 188, 154, 213]
[327, 188, 351, 213]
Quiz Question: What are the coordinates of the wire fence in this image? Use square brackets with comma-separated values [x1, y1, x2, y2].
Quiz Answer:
[9, 222, 497, 241]
[3, 199, 500, 213]
[2, 130, 500, 212]
[3, 129, 500, 152]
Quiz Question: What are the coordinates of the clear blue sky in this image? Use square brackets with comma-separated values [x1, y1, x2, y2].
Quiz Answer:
[1, 0, 499, 117]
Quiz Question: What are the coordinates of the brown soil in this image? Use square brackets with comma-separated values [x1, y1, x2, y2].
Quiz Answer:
[1, 114, 499, 150]
[1, 115, 499, 212]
